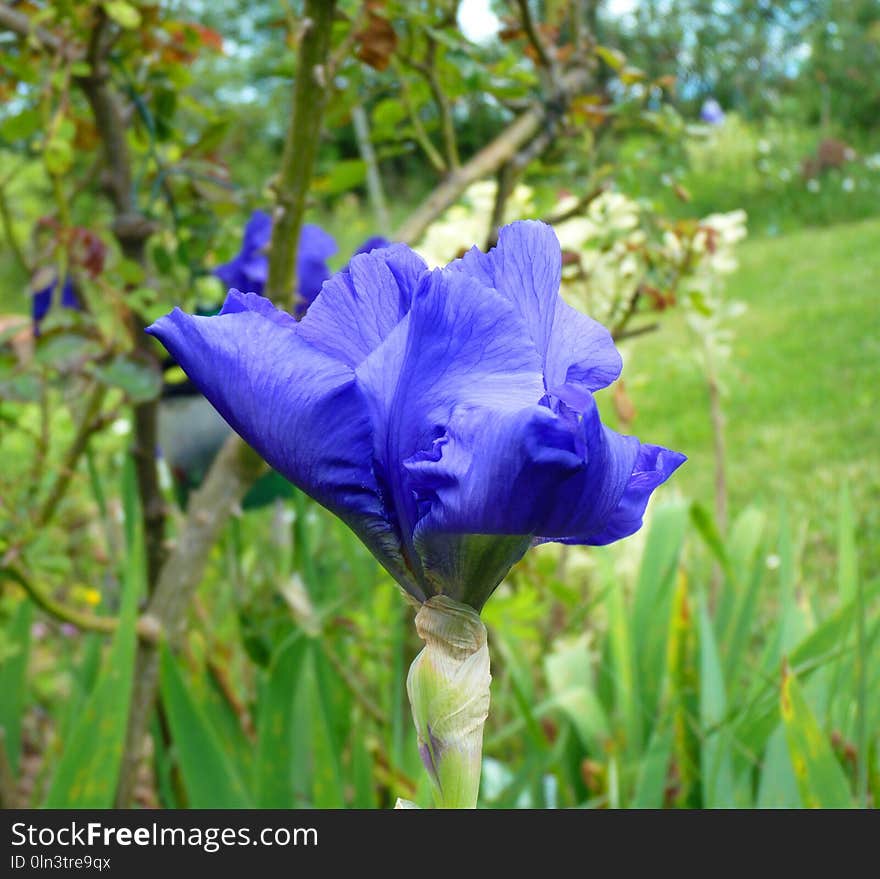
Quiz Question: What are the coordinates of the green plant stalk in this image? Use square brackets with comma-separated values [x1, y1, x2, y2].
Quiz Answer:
[405, 596, 490, 809]
[265, 0, 337, 309]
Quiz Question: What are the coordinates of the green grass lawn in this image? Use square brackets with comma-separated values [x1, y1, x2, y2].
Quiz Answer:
[621, 217, 880, 583]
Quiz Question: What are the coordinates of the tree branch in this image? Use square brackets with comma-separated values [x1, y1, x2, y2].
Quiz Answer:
[351, 104, 390, 231]
[515, 0, 556, 75]
[393, 67, 590, 244]
[265, 0, 338, 309]
[486, 161, 517, 249]
[75, 7, 166, 590]
[0, 3, 81, 60]
[405, 34, 460, 170]
[35, 383, 107, 528]
[115, 0, 339, 806]
[0, 561, 160, 643]
[114, 435, 266, 806]
[396, 64, 447, 173]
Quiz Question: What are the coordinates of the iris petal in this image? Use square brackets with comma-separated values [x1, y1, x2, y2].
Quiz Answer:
[576, 444, 688, 545]
[356, 267, 545, 574]
[296, 223, 338, 313]
[146, 290, 412, 592]
[451, 220, 622, 393]
[404, 405, 584, 608]
[299, 244, 427, 367]
[536, 396, 684, 544]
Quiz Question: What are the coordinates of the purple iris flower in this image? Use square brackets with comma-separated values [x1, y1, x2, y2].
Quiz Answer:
[31, 275, 80, 335]
[213, 210, 338, 316]
[149, 221, 685, 610]
[352, 236, 391, 257]
[700, 97, 725, 125]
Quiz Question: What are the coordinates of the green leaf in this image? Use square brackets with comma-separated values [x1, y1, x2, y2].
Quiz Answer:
[314, 159, 367, 196]
[698, 597, 736, 807]
[666, 573, 700, 807]
[837, 483, 857, 603]
[0, 108, 42, 142]
[34, 334, 102, 371]
[91, 355, 161, 403]
[308, 647, 346, 808]
[253, 634, 308, 807]
[780, 665, 853, 808]
[631, 501, 688, 736]
[735, 576, 880, 757]
[757, 724, 802, 808]
[43, 491, 142, 807]
[721, 508, 767, 688]
[689, 501, 732, 581]
[595, 45, 626, 71]
[631, 724, 673, 808]
[0, 599, 32, 774]
[600, 552, 642, 760]
[544, 636, 610, 755]
[103, 1, 142, 29]
[159, 645, 254, 808]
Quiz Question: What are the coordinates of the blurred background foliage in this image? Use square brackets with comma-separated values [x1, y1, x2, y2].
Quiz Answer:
[0, 0, 877, 809]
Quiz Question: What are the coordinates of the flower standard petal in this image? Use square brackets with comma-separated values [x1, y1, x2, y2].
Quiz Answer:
[299, 244, 427, 367]
[146, 290, 412, 594]
[451, 220, 622, 394]
[214, 210, 272, 294]
[356, 266, 545, 580]
[31, 277, 55, 327]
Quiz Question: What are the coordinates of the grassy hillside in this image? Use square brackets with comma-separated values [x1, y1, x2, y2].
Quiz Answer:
[622, 218, 880, 582]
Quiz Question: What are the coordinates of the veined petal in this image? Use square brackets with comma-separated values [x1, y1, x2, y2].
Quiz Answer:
[577, 444, 687, 545]
[299, 244, 427, 367]
[451, 220, 622, 393]
[404, 405, 584, 608]
[356, 268, 545, 574]
[535, 396, 685, 545]
[536, 396, 641, 540]
[451, 220, 559, 356]
[405, 405, 582, 536]
[146, 291, 410, 591]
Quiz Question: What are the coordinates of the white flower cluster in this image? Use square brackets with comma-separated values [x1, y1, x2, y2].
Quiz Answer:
[669, 209, 748, 365]
[414, 180, 535, 268]
[415, 179, 748, 357]
[555, 191, 646, 327]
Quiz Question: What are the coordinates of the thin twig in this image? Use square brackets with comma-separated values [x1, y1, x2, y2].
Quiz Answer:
[515, 0, 555, 73]
[404, 34, 460, 170]
[0, 561, 159, 642]
[541, 181, 609, 225]
[35, 384, 107, 528]
[396, 63, 447, 173]
[393, 66, 590, 244]
[0, 3, 81, 60]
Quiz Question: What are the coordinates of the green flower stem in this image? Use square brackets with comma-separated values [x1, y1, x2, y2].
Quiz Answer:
[406, 595, 491, 809]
